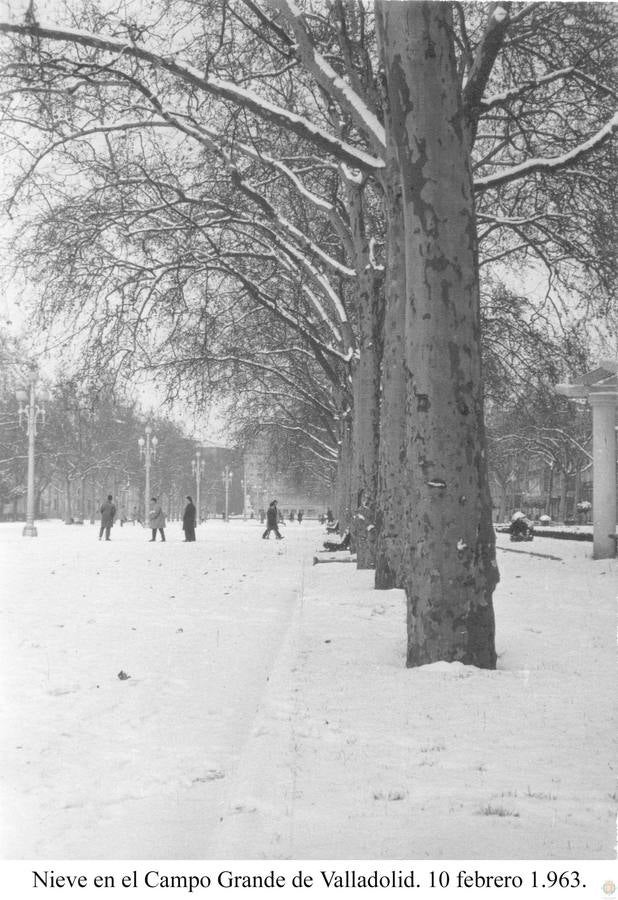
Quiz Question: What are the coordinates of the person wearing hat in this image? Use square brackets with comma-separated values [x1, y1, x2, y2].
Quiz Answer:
[182, 496, 197, 542]
[262, 499, 284, 540]
[148, 497, 166, 542]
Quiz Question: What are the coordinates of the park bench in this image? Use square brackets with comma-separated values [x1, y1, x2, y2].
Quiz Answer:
[313, 528, 354, 565]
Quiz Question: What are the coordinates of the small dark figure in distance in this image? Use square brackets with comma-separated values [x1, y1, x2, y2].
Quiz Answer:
[326, 508, 334, 523]
[289, 509, 295, 522]
[509, 511, 534, 542]
[297, 509, 304, 524]
[99, 494, 116, 541]
[183, 496, 196, 542]
[149, 497, 166, 542]
[262, 500, 284, 540]
[323, 529, 351, 552]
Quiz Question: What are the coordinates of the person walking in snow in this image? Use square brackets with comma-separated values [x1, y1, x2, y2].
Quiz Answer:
[99, 494, 116, 541]
[148, 497, 166, 542]
[297, 509, 304, 524]
[182, 496, 196, 542]
[262, 500, 284, 540]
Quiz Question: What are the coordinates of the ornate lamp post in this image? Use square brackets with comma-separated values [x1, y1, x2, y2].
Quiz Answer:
[15, 369, 49, 537]
[191, 449, 205, 523]
[138, 425, 158, 524]
[222, 465, 233, 521]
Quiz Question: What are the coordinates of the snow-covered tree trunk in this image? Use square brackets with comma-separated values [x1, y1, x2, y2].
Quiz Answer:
[335, 416, 353, 533]
[64, 475, 72, 525]
[377, 1, 498, 669]
[558, 471, 568, 523]
[545, 465, 554, 516]
[346, 183, 381, 569]
[350, 341, 380, 567]
[495, 481, 508, 523]
[78, 474, 86, 523]
[90, 477, 96, 525]
[374, 148, 407, 589]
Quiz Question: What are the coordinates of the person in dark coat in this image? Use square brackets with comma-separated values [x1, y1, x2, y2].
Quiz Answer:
[183, 496, 197, 542]
[148, 497, 166, 542]
[99, 495, 116, 541]
[509, 511, 534, 541]
[262, 500, 284, 540]
[297, 509, 304, 524]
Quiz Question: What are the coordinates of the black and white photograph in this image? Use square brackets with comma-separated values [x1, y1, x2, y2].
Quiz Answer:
[0, 0, 616, 887]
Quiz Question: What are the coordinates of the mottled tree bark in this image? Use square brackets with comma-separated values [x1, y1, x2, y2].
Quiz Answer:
[335, 415, 354, 533]
[347, 184, 382, 569]
[377, 1, 498, 668]
[374, 148, 407, 589]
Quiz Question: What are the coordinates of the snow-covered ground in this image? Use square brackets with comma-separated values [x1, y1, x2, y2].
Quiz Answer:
[0, 520, 615, 861]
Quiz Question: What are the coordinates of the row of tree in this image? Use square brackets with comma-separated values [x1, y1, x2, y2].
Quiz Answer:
[0, 334, 204, 519]
[0, 1, 614, 666]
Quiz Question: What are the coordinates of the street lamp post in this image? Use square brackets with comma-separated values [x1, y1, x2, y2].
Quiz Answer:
[138, 425, 158, 524]
[222, 466, 233, 521]
[191, 449, 205, 523]
[15, 370, 49, 537]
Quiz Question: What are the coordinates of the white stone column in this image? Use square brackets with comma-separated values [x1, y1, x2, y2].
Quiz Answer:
[589, 391, 617, 559]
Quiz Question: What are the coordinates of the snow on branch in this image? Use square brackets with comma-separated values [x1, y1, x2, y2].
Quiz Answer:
[0, 21, 383, 172]
[268, 0, 386, 156]
[203, 126, 354, 257]
[462, 1, 512, 144]
[475, 112, 618, 192]
[480, 67, 576, 111]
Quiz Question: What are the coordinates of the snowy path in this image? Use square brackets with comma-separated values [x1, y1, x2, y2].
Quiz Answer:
[1, 521, 616, 860]
[0, 520, 307, 858]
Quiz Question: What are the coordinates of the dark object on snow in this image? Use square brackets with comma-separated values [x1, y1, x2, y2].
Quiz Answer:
[262, 500, 284, 540]
[183, 497, 197, 541]
[117, 670, 131, 680]
[99, 495, 116, 541]
[509, 512, 534, 541]
[497, 546, 562, 561]
[323, 529, 351, 552]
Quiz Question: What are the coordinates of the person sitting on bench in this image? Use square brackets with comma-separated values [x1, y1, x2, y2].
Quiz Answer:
[323, 529, 351, 552]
